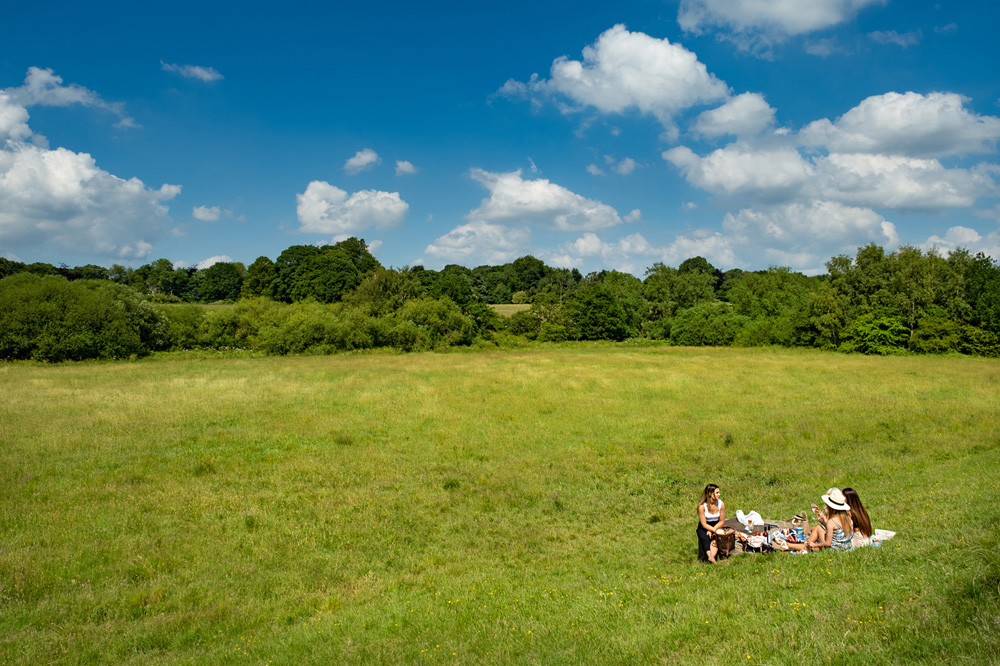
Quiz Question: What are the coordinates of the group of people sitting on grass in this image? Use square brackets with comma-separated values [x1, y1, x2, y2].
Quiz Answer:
[696, 483, 874, 563]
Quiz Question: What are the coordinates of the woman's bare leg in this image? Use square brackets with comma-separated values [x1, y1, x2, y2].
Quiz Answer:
[708, 540, 718, 563]
[807, 525, 825, 551]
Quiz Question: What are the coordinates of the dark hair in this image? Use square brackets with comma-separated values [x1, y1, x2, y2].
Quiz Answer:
[843, 487, 872, 537]
[699, 483, 720, 509]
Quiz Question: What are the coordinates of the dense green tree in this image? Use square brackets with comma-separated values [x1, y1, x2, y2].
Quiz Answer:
[25, 262, 59, 276]
[73, 264, 111, 281]
[108, 264, 135, 285]
[242, 256, 277, 299]
[408, 265, 439, 293]
[509, 255, 548, 294]
[809, 279, 849, 348]
[0, 258, 26, 279]
[891, 246, 938, 340]
[472, 264, 513, 303]
[431, 265, 475, 305]
[961, 251, 1000, 334]
[727, 267, 817, 346]
[586, 270, 647, 337]
[568, 285, 630, 341]
[345, 266, 423, 316]
[271, 245, 322, 302]
[290, 250, 359, 303]
[190, 262, 246, 302]
[678, 256, 717, 275]
[507, 310, 542, 338]
[536, 267, 582, 301]
[643, 263, 716, 337]
[334, 236, 380, 276]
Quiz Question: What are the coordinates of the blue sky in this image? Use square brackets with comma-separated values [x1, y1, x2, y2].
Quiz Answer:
[2, 0, 999, 275]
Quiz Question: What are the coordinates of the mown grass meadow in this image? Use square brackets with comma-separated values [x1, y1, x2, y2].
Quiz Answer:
[2, 346, 999, 664]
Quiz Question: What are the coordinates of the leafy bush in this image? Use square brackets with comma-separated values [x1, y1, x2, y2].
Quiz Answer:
[461, 302, 501, 336]
[839, 314, 908, 355]
[389, 297, 474, 348]
[909, 317, 962, 354]
[669, 303, 748, 346]
[734, 315, 808, 347]
[251, 302, 382, 354]
[642, 316, 672, 340]
[507, 310, 542, 338]
[538, 323, 568, 342]
[197, 307, 244, 349]
[956, 325, 1000, 357]
[0, 274, 166, 361]
[156, 304, 206, 350]
[387, 319, 433, 352]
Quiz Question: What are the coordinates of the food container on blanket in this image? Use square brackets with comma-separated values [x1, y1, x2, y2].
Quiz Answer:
[790, 517, 806, 541]
[716, 527, 737, 558]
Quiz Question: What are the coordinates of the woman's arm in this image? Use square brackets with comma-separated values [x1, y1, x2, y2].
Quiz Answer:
[698, 504, 716, 533]
[817, 517, 836, 548]
[718, 501, 726, 527]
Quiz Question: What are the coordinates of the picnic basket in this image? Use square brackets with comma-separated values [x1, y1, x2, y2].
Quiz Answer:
[716, 526, 737, 558]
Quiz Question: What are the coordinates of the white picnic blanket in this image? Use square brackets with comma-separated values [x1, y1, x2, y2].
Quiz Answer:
[855, 528, 896, 548]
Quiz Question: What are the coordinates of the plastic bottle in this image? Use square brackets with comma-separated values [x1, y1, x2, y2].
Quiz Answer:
[871, 532, 881, 548]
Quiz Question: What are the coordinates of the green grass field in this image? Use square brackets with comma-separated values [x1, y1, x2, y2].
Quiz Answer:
[488, 304, 531, 317]
[2, 345, 998, 664]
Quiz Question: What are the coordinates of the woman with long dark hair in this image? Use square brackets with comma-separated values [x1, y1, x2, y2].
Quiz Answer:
[696, 483, 726, 562]
[843, 487, 873, 547]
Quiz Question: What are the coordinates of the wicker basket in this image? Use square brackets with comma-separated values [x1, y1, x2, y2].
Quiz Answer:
[716, 526, 737, 558]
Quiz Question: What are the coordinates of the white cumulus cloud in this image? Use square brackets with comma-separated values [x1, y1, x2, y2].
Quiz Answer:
[613, 157, 637, 175]
[161, 62, 224, 82]
[395, 160, 417, 175]
[678, 0, 886, 53]
[195, 255, 234, 269]
[722, 201, 898, 269]
[3, 67, 137, 128]
[799, 91, 1000, 158]
[344, 149, 380, 174]
[666, 132, 996, 212]
[693, 92, 776, 138]
[0, 92, 31, 142]
[192, 205, 221, 221]
[425, 220, 531, 265]
[813, 153, 991, 209]
[466, 168, 624, 231]
[868, 30, 922, 48]
[0, 87, 178, 260]
[922, 226, 1000, 260]
[296, 181, 408, 235]
[499, 25, 728, 134]
[0, 144, 179, 260]
[664, 143, 814, 201]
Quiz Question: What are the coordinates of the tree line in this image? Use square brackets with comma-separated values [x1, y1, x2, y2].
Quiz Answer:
[1, 239, 998, 361]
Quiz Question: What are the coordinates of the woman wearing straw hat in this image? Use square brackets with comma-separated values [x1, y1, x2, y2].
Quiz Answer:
[807, 488, 854, 551]
[780, 488, 854, 552]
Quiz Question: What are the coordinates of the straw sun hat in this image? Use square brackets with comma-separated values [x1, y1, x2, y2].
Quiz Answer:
[822, 488, 850, 511]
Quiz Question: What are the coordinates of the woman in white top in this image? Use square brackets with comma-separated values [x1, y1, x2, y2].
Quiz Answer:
[697, 484, 726, 563]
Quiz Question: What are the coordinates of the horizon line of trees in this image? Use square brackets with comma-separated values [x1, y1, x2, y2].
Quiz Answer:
[1, 239, 998, 361]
